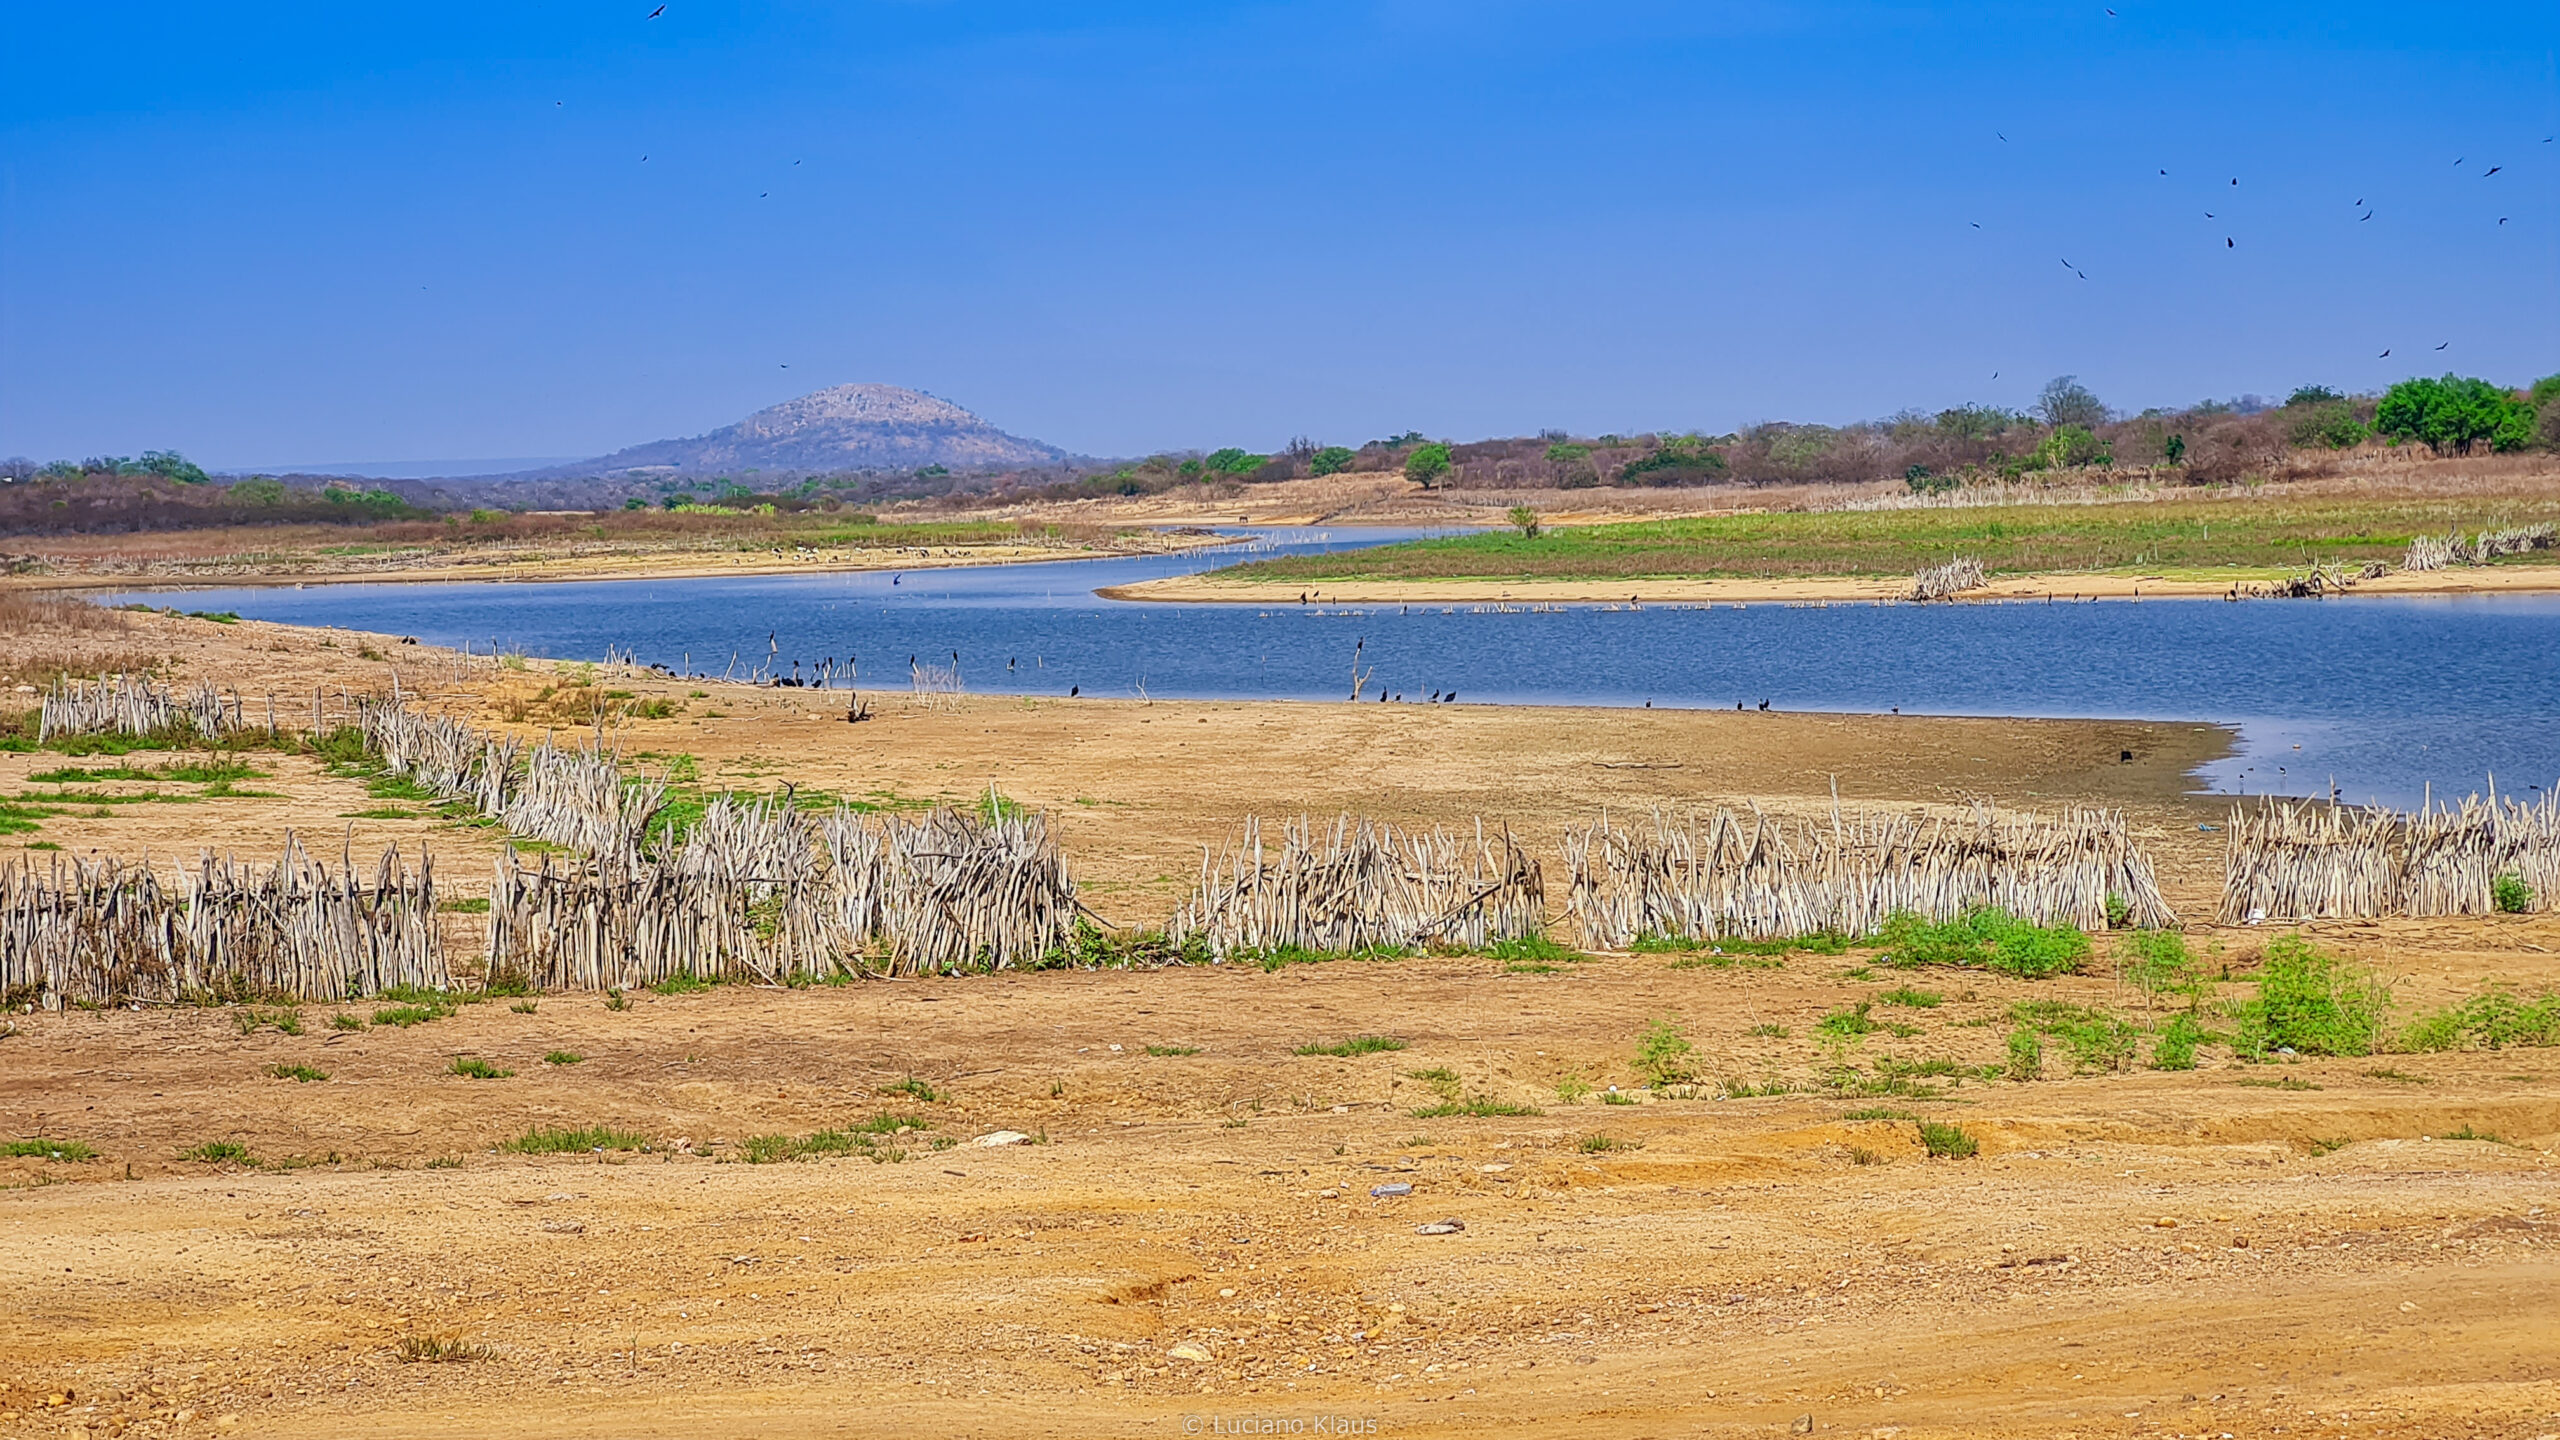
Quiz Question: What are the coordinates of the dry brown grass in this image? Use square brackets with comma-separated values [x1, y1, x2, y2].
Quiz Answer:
[0, 592, 163, 690]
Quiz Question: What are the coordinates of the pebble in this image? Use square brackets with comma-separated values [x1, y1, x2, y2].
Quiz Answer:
[975, 1131, 1031, 1147]
[1416, 1219, 1466, 1235]
[1371, 1183, 1413, 1198]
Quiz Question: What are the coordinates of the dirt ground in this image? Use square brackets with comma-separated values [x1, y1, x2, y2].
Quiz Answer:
[4, 611, 2558, 1440]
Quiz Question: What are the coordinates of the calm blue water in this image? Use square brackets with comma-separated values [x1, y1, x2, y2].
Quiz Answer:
[114, 527, 2560, 809]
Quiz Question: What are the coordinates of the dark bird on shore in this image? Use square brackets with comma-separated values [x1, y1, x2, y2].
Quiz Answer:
[1758, 699, 1770, 711]
[1069, 685, 1078, 697]
[1445, 693, 1457, 704]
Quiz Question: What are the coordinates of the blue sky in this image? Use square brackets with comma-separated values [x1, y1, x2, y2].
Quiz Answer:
[2, 2, 2554, 468]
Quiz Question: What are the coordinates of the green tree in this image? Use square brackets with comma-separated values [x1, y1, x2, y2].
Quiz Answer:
[2033, 425, 2109, 469]
[1308, 445, 1357, 476]
[2285, 385, 2343, 407]
[1403, 442, 1453, 487]
[1543, 441, 1591, 464]
[1203, 447, 1264, 475]
[2374, 375, 2536, 455]
[2529, 373, 2560, 407]
[1507, 505, 1541, 539]
[225, 477, 288, 506]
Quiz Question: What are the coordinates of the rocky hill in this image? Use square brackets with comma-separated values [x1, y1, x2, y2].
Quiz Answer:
[580, 384, 1066, 476]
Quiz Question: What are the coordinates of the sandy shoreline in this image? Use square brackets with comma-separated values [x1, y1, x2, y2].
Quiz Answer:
[1103, 563, 2560, 606]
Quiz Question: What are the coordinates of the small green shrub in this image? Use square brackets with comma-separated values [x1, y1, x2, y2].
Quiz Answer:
[1578, 1133, 1638, 1153]
[184, 1140, 255, 1165]
[648, 972, 714, 995]
[1876, 986, 1941, 1008]
[2004, 1026, 2044, 1080]
[2150, 1014, 2205, 1071]
[330, 1012, 364, 1031]
[1600, 1088, 1639, 1105]
[2492, 872, 2533, 913]
[2009, 1000, 2139, 1074]
[448, 1056, 514, 1080]
[1143, 1044, 1200, 1057]
[1917, 1121, 1978, 1158]
[1553, 1071, 1592, 1103]
[2396, 989, 2560, 1052]
[1408, 1096, 1541, 1119]
[1633, 1017, 1695, 1086]
[2232, 935, 2391, 1058]
[543, 1050, 584, 1066]
[1878, 907, 2089, 979]
[268, 1063, 328, 1083]
[1293, 1035, 1405, 1058]
[879, 1076, 942, 1101]
[2120, 929, 2204, 1009]
[1746, 1022, 1790, 1038]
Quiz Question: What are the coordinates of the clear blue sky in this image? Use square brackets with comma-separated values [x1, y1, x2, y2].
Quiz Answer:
[2, 1, 2554, 468]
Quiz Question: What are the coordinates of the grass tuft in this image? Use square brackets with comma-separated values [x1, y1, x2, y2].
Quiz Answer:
[268, 1063, 328, 1083]
[1, 1138, 98, 1162]
[1916, 1121, 1978, 1159]
[1293, 1035, 1406, 1058]
[504, 1125, 647, 1154]
[447, 1056, 515, 1080]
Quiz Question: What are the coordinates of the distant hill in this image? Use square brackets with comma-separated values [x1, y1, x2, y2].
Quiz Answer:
[575, 384, 1066, 477]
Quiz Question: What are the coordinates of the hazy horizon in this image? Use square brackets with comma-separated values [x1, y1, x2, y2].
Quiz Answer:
[4, 2, 2554, 468]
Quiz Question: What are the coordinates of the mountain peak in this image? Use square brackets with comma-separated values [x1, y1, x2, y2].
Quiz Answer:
[586, 383, 1064, 475]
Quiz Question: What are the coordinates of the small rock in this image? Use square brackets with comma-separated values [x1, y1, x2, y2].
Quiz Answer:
[216, 1415, 242, 1430]
[1217, 1287, 1236, 1299]
[1318, 1189, 1339, 1199]
[2153, 1217, 2178, 1228]
[975, 1131, 1031, 1147]
[1791, 1415, 1815, 1435]
[1329, 1104, 1349, 1114]
[1477, 1163, 1510, 1173]
[540, 1220, 584, 1234]
[1167, 1342, 1214, 1362]
[2399, 1301, 2418, 1313]
[1415, 1218, 1466, 1235]
[1370, 1182, 1413, 1198]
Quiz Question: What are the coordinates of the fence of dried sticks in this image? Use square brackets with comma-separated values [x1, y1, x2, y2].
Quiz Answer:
[0, 835, 447, 1009]
[37, 674, 244, 742]
[2219, 788, 2560, 922]
[487, 795, 1080, 989]
[2403, 524, 2558, 572]
[1168, 816, 1545, 957]
[1907, 556, 1988, 602]
[1565, 801, 2176, 950]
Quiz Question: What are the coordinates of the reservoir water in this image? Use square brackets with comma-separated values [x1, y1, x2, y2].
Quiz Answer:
[114, 527, 2560, 809]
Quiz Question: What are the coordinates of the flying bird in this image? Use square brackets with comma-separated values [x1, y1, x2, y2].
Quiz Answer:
[2359, 211, 2371, 221]
[2076, 270, 2087, 280]
[2378, 349, 2391, 358]
[2435, 341, 2449, 350]
[2226, 237, 2234, 247]
[2454, 158, 2464, 166]
[2205, 211, 2215, 217]
[2500, 217, 2510, 225]
[1970, 222, 1982, 228]
[2159, 168, 2167, 175]
[2482, 166, 2501, 177]
[1997, 132, 2007, 142]
[648, 4, 665, 15]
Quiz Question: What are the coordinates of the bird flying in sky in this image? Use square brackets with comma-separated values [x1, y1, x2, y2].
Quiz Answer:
[648, 4, 666, 16]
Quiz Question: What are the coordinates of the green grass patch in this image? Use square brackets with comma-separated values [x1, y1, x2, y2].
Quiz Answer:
[504, 1125, 649, 1154]
[1634, 1017, 1695, 1085]
[267, 1063, 328, 1083]
[1916, 1121, 1979, 1159]
[1143, 1044, 1201, 1057]
[1578, 1134, 1640, 1153]
[647, 972, 716, 995]
[447, 1056, 514, 1079]
[1409, 1096, 1542, 1119]
[2008, 1000, 2139, 1074]
[2233, 1075, 2323, 1091]
[1880, 907, 2089, 979]
[1215, 496, 2560, 587]
[1816, 1002, 1882, 1039]
[1841, 1106, 1919, 1121]
[1875, 986, 1942, 1008]
[1745, 1022, 1789, 1038]
[183, 1140, 256, 1165]
[1, 1138, 97, 1162]
[1293, 1035, 1406, 1057]
[879, 1076, 941, 1102]
[543, 1050, 584, 1066]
